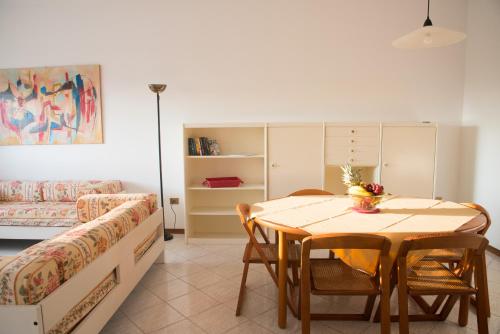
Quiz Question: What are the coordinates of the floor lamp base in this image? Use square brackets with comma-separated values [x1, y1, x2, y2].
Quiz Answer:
[164, 230, 174, 241]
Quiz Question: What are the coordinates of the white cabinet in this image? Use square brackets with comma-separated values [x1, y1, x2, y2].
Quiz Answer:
[183, 122, 438, 240]
[380, 125, 437, 198]
[267, 124, 324, 199]
[325, 124, 380, 166]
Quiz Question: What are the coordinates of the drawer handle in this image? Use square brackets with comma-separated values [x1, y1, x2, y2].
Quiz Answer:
[351, 129, 355, 134]
[349, 158, 354, 162]
[383, 162, 389, 167]
[350, 139, 355, 143]
[350, 149, 355, 153]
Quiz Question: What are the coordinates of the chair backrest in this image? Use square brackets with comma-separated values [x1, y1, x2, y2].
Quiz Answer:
[301, 233, 392, 278]
[399, 233, 488, 257]
[460, 203, 492, 235]
[288, 189, 333, 196]
[235, 203, 271, 244]
[302, 233, 391, 254]
[398, 233, 489, 281]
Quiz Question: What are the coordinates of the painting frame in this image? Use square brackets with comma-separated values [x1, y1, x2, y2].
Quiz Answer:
[0, 64, 103, 145]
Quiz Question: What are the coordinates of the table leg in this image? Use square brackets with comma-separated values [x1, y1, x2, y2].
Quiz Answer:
[278, 231, 288, 328]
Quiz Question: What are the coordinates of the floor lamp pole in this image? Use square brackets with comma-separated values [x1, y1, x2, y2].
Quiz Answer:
[149, 84, 173, 241]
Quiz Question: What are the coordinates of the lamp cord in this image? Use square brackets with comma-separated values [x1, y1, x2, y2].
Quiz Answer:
[170, 204, 177, 229]
[427, 0, 430, 19]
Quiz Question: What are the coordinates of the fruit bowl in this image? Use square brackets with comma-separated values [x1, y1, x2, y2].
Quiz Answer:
[350, 194, 384, 213]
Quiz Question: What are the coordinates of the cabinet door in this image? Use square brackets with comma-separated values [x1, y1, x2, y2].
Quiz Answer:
[381, 126, 436, 198]
[268, 125, 323, 199]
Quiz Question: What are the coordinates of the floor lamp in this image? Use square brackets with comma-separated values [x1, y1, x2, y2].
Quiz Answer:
[149, 84, 173, 241]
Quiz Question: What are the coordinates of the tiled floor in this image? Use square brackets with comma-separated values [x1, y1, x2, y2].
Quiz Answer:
[101, 236, 500, 334]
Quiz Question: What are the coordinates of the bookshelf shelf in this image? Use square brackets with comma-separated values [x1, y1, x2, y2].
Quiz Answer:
[185, 155, 264, 159]
[187, 183, 265, 191]
[184, 124, 267, 241]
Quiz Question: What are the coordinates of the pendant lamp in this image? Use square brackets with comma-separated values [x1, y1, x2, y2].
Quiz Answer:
[393, 0, 466, 49]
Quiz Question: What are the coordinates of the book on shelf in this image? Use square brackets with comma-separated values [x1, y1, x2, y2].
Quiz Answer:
[187, 137, 221, 156]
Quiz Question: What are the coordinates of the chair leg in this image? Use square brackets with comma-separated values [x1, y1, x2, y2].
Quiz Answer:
[458, 295, 469, 326]
[236, 261, 250, 316]
[439, 295, 459, 320]
[476, 291, 489, 334]
[292, 262, 299, 286]
[481, 253, 491, 318]
[301, 283, 311, 334]
[475, 255, 489, 334]
[398, 287, 410, 334]
[363, 295, 377, 320]
[430, 294, 447, 314]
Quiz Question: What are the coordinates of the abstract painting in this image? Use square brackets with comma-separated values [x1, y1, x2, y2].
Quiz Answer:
[0, 64, 102, 145]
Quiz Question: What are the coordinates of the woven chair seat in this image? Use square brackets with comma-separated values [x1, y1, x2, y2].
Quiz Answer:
[243, 242, 301, 263]
[407, 259, 475, 294]
[425, 248, 464, 261]
[310, 259, 378, 294]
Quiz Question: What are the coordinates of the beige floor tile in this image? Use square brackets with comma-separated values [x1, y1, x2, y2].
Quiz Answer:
[148, 278, 196, 301]
[251, 282, 279, 302]
[224, 290, 276, 319]
[225, 321, 275, 334]
[430, 322, 478, 333]
[120, 286, 164, 317]
[179, 269, 225, 288]
[251, 308, 301, 333]
[100, 315, 143, 334]
[149, 319, 206, 334]
[168, 290, 220, 317]
[190, 304, 249, 334]
[174, 246, 211, 260]
[196, 244, 236, 253]
[164, 261, 206, 278]
[140, 266, 176, 288]
[236, 268, 274, 289]
[322, 320, 372, 334]
[128, 302, 184, 333]
[210, 262, 246, 279]
[202, 278, 241, 303]
[191, 252, 234, 268]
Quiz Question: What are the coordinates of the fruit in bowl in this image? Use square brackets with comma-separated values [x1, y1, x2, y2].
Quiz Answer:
[341, 164, 385, 213]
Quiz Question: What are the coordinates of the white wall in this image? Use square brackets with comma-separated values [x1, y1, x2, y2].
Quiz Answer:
[461, 0, 500, 248]
[0, 0, 467, 229]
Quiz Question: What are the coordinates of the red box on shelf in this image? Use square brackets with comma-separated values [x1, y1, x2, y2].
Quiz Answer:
[202, 177, 244, 188]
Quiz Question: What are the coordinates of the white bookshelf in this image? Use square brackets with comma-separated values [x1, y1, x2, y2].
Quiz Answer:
[184, 124, 266, 241]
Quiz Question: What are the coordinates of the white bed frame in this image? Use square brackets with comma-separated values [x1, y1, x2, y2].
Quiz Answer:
[0, 209, 164, 334]
[0, 225, 71, 240]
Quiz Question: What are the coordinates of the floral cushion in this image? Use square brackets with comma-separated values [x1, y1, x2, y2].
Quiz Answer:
[77, 193, 157, 223]
[42, 181, 122, 202]
[0, 202, 77, 219]
[0, 218, 79, 227]
[0, 181, 43, 202]
[0, 200, 151, 305]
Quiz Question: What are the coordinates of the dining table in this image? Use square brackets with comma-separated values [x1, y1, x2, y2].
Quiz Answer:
[250, 195, 487, 329]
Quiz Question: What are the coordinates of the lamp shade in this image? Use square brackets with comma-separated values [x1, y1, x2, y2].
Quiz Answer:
[393, 26, 466, 49]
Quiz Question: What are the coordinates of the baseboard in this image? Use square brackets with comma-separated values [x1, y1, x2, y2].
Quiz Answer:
[166, 228, 184, 234]
[487, 245, 500, 257]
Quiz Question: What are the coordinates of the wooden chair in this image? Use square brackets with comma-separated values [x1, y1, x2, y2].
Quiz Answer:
[288, 189, 335, 259]
[235, 204, 301, 316]
[288, 189, 333, 196]
[395, 233, 489, 334]
[300, 234, 392, 334]
[419, 203, 491, 316]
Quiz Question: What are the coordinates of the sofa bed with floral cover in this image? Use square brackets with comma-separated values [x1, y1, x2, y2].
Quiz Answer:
[0, 192, 164, 334]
